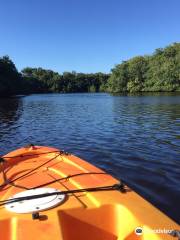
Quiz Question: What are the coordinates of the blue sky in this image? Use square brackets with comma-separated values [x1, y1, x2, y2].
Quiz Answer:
[0, 0, 179, 73]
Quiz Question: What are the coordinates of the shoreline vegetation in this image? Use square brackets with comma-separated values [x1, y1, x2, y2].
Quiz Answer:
[0, 43, 179, 97]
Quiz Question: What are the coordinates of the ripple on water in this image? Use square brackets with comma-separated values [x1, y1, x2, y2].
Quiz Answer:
[0, 93, 180, 223]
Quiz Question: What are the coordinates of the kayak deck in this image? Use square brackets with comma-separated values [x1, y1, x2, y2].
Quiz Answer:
[0, 146, 179, 240]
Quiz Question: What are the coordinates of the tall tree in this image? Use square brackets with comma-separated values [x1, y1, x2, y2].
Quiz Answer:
[0, 56, 22, 96]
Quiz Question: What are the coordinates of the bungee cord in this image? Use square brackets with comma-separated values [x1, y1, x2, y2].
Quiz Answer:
[0, 183, 125, 207]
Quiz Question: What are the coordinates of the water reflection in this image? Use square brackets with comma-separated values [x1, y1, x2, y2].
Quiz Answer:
[0, 97, 22, 124]
[0, 97, 23, 151]
[112, 92, 180, 97]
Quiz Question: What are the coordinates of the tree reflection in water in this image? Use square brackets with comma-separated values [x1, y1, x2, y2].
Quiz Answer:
[0, 97, 23, 153]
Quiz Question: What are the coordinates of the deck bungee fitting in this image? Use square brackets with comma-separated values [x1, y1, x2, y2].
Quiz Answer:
[0, 145, 179, 240]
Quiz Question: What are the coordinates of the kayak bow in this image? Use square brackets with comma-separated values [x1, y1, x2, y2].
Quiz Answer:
[0, 145, 179, 240]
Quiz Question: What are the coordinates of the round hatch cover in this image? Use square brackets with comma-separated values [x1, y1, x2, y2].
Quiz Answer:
[5, 187, 65, 213]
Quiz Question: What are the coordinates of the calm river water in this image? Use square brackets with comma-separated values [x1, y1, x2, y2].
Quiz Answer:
[0, 93, 180, 223]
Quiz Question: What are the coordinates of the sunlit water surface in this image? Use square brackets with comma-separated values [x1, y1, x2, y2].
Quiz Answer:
[0, 93, 179, 223]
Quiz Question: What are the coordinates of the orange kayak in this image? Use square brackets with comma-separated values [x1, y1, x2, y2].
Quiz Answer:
[0, 145, 179, 240]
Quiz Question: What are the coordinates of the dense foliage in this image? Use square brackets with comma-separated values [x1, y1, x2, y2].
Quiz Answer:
[0, 56, 109, 96]
[0, 43, 179, 96]
[0, 56, 23, 96]
[108, 43, 180, 93]
[21, 68, 109, 94]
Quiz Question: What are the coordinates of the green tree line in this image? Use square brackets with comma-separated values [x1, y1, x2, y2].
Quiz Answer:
[0, 42, 179, 97]
[108, 42, 180, 93]
[21, 68, 109, 94]
[0, 56, 109, 96]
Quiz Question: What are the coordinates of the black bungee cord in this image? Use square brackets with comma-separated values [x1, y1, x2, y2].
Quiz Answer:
[0, 147, 126, 208]
[0, 183, 125, 207]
